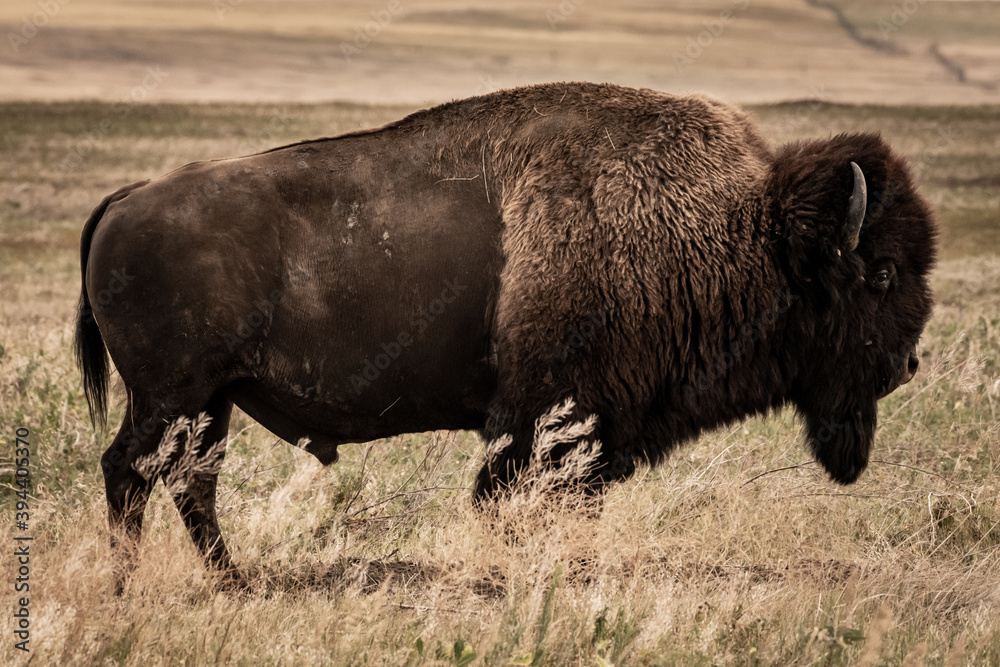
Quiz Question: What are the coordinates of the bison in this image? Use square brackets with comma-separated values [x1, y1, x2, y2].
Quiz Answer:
[76, 82, 936, 579]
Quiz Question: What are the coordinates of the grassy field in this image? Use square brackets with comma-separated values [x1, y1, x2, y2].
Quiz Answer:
[1, 99, 999, 665]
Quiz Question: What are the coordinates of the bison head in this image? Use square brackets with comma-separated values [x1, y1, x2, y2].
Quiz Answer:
[769, 133, 937, 484]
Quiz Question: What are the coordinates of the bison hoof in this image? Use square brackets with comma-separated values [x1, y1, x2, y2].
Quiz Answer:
[212, 566, 252, 594]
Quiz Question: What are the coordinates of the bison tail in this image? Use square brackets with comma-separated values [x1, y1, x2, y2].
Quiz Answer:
[75, 193, 114, 429]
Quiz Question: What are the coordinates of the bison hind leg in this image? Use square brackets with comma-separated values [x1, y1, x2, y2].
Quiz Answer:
[101, 395, 169, 594]
[102, 388, 242, 593]
[159, 392, 242, 585]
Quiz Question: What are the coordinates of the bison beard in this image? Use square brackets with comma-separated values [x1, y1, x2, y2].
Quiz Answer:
[76, 82, 937, 582]
[804, 404, 877, 485]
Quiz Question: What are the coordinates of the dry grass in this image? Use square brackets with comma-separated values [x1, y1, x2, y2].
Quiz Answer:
[1, 101, 999, 665]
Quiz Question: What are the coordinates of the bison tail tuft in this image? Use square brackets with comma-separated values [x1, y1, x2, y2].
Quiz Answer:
[75, 194, 113, 429]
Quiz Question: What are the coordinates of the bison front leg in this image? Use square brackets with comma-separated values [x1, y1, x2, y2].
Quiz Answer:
[473, 420, 534, 508]
[473, 398, 632, 509]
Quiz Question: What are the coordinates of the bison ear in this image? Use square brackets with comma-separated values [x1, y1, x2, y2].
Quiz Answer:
[842, 162, 867, 252]
[771, 147, 876, 286]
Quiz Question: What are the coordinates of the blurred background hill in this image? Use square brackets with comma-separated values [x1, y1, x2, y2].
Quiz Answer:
[2, 0, 999, 105]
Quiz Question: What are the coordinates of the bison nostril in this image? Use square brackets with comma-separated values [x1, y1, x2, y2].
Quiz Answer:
[908, 353, 919, 373]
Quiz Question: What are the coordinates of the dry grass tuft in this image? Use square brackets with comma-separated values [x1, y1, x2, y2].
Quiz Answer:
[134, 413, 225, 498]
[484, 398, 603, 535]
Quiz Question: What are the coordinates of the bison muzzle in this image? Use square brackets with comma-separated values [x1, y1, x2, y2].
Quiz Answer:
[75, 82, 937, 582]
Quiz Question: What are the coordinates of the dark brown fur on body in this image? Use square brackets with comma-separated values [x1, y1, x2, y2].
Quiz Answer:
[76, 82, 937, 577]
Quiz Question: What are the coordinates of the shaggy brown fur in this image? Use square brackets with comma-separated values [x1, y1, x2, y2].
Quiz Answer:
[76, 82, 937, 575]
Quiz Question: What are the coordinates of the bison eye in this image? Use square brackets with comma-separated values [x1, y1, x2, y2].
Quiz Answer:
[865, 257, 896, 294]
[869, 261, 895, 292]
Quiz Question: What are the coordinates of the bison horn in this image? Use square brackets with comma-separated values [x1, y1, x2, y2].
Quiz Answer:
[843, 161, 867, 251]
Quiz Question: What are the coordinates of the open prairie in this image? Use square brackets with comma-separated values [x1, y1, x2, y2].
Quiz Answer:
[1, 98, 999, 666]
[2, 1, 1000, 666]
